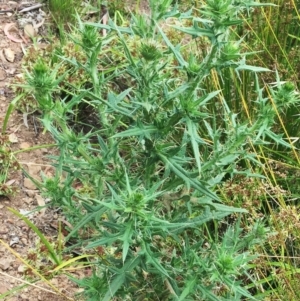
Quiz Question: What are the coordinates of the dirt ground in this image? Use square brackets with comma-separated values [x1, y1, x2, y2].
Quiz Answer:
[0, 1, 86, 300]
[0, 1, 151, 300]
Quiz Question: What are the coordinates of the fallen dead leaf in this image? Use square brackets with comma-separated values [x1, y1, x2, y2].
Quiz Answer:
[35, 194, 45, 207]
[3, 48, 15, 62]
[4, 23, 26, 43]
[24, 24, 36, 38]
[35, 194, 46, 215]
[5, 179, 16, 186]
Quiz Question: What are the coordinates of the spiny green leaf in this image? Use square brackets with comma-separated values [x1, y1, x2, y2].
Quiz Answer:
[186, 118, 202, 174]
[178, 277, 197, 301]
[102, 273, 126, 301]
[236, 65, 270, 72]
[156, 23, 188, 68]
[122, 221, 133, 262]
[143, 241, 170, 278]
[158, 153, 219, 201]
[87, 233, 122, 248]
[66, 206, 107, 240]
[113, 125, 158, 138]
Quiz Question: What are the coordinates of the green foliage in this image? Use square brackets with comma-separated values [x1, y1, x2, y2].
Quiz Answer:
[0, 134, 20, 196]
[14, 0, 300, 300]
[0, 94, 24, 196]
[48, 0, 81, 26]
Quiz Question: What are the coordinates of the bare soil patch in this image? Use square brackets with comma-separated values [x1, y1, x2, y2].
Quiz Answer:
[0, 1, 151, 300]
[0, 1, 79, 300]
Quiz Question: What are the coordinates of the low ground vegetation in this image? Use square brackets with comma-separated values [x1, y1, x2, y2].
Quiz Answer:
[2, 0, 300, 300]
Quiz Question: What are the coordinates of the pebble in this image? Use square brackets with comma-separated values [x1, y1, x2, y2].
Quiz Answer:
[21, 238, 27, 245]
[25, 190, 36, 197]
[23, 178, 36, 190]
[0, 227, 8, 234]
[23, 197, 33, 205]
[19, 142, 31, 149]
[3, 48, 15, 63]
[27, 164, 41, 176]
[18, 265, 25, 273]
[20, 293, 28, 300]
[41, 148, 48, 154]
[9, 236, 19, 247]
[21, 226, 29, 232]
[0, 259, 11, 270]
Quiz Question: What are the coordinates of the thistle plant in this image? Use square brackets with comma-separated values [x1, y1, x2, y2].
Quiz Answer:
[15, 0, 300, 300]
[19, 59, 66, 112]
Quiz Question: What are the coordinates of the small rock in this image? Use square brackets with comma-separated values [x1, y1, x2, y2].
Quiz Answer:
[19, 142, 31, 149]
[23, 197, 33, 205]
[0, 227, 8, 234]
[8, 133, 18, 143]
[21, 238, 27, 245]
[25, 190, 36, 197]
[21, 226, 29, 232]
[41, 148, 48, 154]
[6, 68, 16, 75]
[0, 259, 12, 270]
[23, 178, 36, 190]
[18, 265, 25, 273]
[20, 294, 28, 300]
[9, 236, 19, 247]
[27, 164, 41, 176]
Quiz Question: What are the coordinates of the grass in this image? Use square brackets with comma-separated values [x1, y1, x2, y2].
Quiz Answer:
[2, 0, 300, 300]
